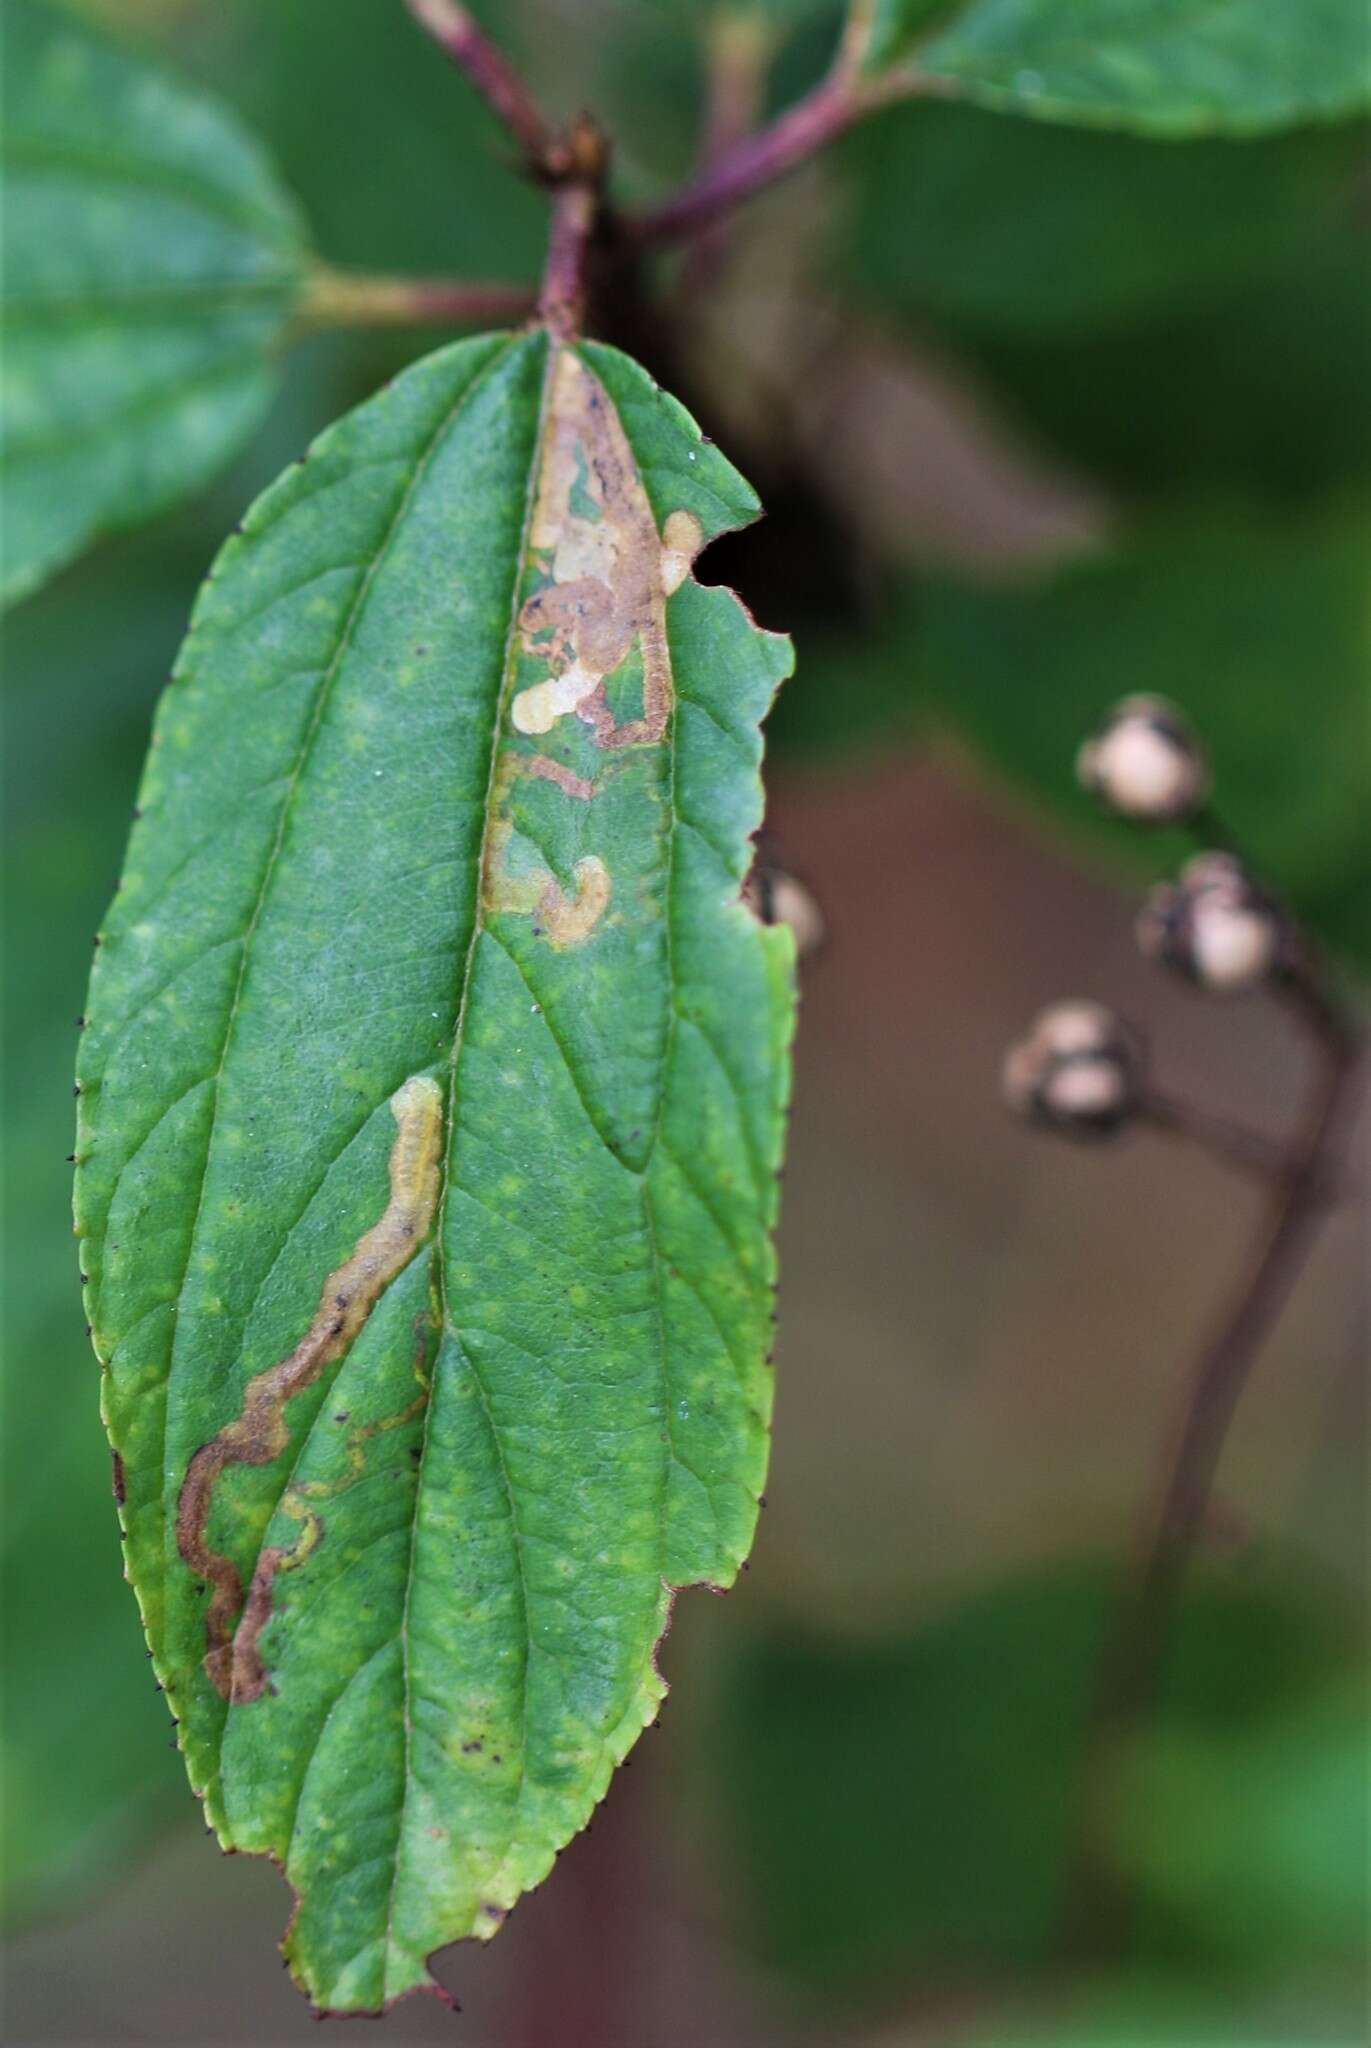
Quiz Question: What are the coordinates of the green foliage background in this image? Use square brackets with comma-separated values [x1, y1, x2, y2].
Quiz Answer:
[2, 1, 1367, 2040]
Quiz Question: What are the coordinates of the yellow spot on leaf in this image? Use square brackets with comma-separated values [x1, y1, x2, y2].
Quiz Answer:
[660, 509, 703, 596]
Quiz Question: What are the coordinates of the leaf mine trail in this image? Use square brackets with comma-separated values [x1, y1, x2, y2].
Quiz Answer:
[175, 1075, 443, 1703]
[484, 346, 705, 952]
[510, 347, 702, 746]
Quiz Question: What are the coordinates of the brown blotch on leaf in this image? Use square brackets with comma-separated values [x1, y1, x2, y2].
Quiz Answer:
[509, 349, 702, 751]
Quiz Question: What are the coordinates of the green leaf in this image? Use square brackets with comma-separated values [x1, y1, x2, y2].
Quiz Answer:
[0, 0, 307, 609]
[865, 0, 960, 72]
[74, 328, 794, 2014]
[869, 0, 1371, 134]
[951, 222, 1371, 501]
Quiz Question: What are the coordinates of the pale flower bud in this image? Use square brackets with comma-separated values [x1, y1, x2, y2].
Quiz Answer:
[1137, 852, 1290, 994]
[1077, 695, 1210, 824]
[1001, 1000, 1144, 1139]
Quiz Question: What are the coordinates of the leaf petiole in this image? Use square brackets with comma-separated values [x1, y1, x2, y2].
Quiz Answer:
[297, 264, 536, 332]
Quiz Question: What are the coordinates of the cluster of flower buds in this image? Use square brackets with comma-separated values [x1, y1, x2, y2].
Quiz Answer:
[1001, 1000, 1144, 1140]
[1006, 696, 1303, 1141]
[1077, 693, 1210, 825]
[1137, 851, 1293, 995]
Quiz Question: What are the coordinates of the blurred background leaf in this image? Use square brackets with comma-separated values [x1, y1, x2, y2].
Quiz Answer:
[877, 0, 1371, 134]
[1, 0, 307, 607]
[939, 228, 1371, 510]
[843, 104, 1367, 342]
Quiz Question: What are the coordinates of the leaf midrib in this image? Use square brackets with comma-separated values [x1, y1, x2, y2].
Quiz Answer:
[378, 332, 559, 1985]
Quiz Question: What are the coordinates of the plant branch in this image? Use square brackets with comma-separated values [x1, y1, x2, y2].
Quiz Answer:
[1134, 1028, 1360, 1624]
[1141, 1086, 1355, 1194]
[677, 7, 778, 297]
[404, 0, 553, 166]
[624, 58, 949, 248]
[299, 264, 535, 332]
[536, 118, 608, 340]
[1066, 982, 1364, 1956]
[699, 8, 777, 170]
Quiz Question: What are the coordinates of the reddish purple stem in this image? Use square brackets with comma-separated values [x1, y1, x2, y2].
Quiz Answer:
[625, 67, 947, 247]
[405, 0, 553, 164]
